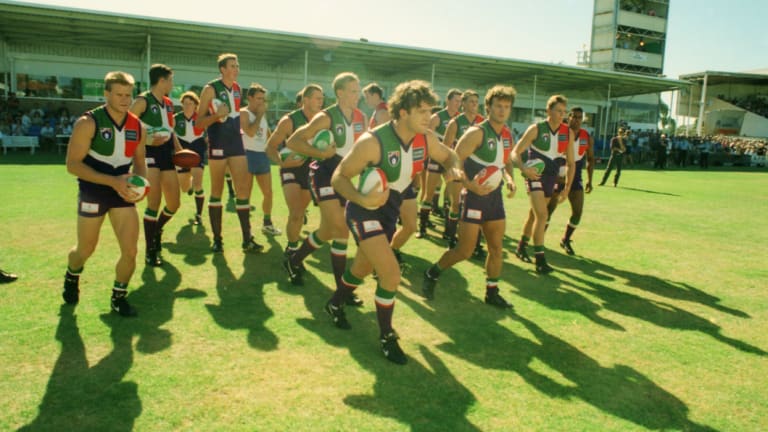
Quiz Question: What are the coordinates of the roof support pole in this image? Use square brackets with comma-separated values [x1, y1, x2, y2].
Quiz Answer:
[431, 63, 436, 87]
[686, 87, 693, 136]
[696, 73, 708, 136]
[531, 74, 537, 123]
[144, 33, 151, 93]
[602, 83, 612, 157]
[303, 50, 308, 86]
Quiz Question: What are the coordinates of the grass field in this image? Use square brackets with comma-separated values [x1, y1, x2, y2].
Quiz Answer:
[1, 153, 767, 431]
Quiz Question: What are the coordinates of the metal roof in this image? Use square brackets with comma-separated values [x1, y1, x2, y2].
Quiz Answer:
[0, 1, 690, 98]
[678, 71, 768, 86]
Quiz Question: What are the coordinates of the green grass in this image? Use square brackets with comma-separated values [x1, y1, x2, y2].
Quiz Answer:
[1, 152, 767, 431]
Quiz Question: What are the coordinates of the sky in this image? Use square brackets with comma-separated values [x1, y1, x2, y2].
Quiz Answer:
[14, 0, 768, 79]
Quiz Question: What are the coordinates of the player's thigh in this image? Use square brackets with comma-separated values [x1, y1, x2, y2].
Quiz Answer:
[481, 219, 505, 252]
[318, 199, 347, 236]
[529, 191, 548, 217]
[160, 170, 181, 208]
[398, 198, 417, 230]
[76, 214, 106, 254]
[358, 234, 399, 287]
[227, 156, 251, 192]
[108, 206, 139, 255]
[255, 172, 272, 195]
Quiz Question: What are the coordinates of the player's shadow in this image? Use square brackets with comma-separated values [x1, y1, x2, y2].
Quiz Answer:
[554, 254, 750, 318]
[535, 250, 765, 356]
[296, 299, 481, 431]
[206, 252, 278, 351]
[500, 258, 626, 331]
[129, 262, 206, 354]
[163, 223, 210, 266]
[18, 306, 142, 432]
[399, 281, 718, 431]
[612, 186, 681, 196]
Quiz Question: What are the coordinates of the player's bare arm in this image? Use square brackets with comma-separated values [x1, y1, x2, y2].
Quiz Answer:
[331, 133, 389, 210]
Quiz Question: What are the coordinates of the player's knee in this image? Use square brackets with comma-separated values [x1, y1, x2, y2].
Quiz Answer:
[486, 241, 503, 257]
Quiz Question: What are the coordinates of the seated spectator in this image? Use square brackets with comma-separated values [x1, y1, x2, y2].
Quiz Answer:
[31, 111, 44, 126]
[11, 117, 27, 136]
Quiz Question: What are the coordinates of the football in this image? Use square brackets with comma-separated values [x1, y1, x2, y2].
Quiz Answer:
[474, 165, 503, 189]
[524, 158, 546, 175]
[173, 149, 201, 168]
[357, 167, 388, 210]
[210, 99, 228, 123]
[279, 146, 307, 163]
[148, 126, 172, 141]
[311, 129, 334, 151]
[126, 174, 150, 202]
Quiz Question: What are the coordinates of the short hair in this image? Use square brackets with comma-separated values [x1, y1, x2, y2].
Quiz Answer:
[180, 91, 200, 105]
[332, 72, 359, 95]
[462, 90, 479, 103]
[246, 83, 267, 97]
[388, 80, 438, 120]
[149, 64, 173, 86]
[445, 88, 462, 103]
[104, 71, 135, 91]
[302, 84, 323, 99]
[484, 85, 516, 110]
[363, 82, 384, 98]
[570, 106, 584, 114]
[217, 53, 238, 70]
[546, 94, 568, 111]
[295, 90, 303, 106]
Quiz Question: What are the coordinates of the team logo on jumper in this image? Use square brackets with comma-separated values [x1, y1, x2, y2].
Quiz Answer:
[543, 134, 550, 141]
[219, 91, 228, 100]
[388, 151, 400, 167]
[335, 124, 344, 136]
[100, 128, 113, 141]
[487, 138, 496, 151]
[150, 105, 160, 115]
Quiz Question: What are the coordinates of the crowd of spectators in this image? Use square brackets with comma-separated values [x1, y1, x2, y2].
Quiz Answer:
[0, 93, 77, 147]
[599, 128, 767, 168]
[717, 94, 768, 118]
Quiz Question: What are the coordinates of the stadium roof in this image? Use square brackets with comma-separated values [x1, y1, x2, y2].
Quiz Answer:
[0, 1, 689, 98]
[679, 71, 768, 86]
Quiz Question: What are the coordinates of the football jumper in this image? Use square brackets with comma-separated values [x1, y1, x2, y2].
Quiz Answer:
[139, 91, 176, 170]
[78, 105, 142, 217]
[369, 101, 388, 129]
[526, 121, 570, 197]
[572, 128, 590, 191]
[310, 104, 366, 203]
[461, 121, 512, 224]
[279, 109, 312, 189]
[174, 112, 206, 168]
[347, 121, 428, 242]
[206, 79, 243, 159]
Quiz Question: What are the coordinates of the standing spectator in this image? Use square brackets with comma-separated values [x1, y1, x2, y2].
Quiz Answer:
[599, 128, 627, 187]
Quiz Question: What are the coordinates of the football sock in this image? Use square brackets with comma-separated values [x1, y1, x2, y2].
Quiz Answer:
[330, 240, 348, 288]
[194, 190, 205, 216]
[112, 281, 128, 299]
[486, 277, 499, 297]
[143, 208, 159, 251]
[235, 198, 252, 243]
[331, 269, 363, 306]
[209, 197, 223, 240]
[292, 231, 323, 264]
[374, 285, 396, 337]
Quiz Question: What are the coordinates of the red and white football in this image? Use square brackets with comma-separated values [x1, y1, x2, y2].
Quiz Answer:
[358, 167, 388, 209]
[474, 165, 503, 189]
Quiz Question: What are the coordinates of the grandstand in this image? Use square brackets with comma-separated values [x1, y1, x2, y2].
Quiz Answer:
[0, 0, 688, 148]
[677, 70, 768, 138]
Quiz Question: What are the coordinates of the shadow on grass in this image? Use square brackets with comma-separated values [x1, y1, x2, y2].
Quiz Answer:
[397, 255, 718, 431]
[164, 222, 209, 266]
[205, 252, 278, 351]
[296, 293, 481, 431]
[129, 261, 206, 354]
[615, 186, 681, 196]
[19, 306, 142, 432]
[542, 250, 765, 356]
